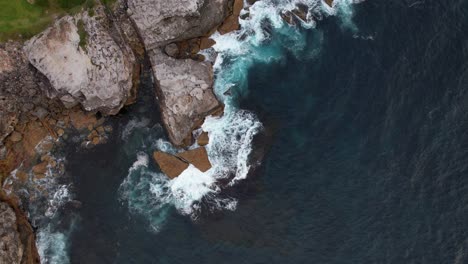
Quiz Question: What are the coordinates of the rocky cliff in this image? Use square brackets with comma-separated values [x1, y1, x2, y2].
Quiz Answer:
[24, 5, 137, 115]
[127, 0, 232, 49]
[149, 49, 222, 146]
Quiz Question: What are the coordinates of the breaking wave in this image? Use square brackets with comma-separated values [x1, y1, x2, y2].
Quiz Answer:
[119, 0, 358, 231]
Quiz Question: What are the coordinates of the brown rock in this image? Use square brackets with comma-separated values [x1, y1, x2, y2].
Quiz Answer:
[177, 147, 212, 172]
[56, 128, 65, 137]
[9, 131, 22, 142]
[153, 151, 189, 179]
[199, 37, 216, 50]
[91, 137, 100, 145]
[197, 132, 209, 146]
[69, 110, 97, 130]
[218, 0, 244, 34]
[324, 0, 334, 7]
[32, 161, 48, 175]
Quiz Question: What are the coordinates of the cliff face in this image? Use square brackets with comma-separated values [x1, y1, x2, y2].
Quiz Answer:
[24, 6, 137, 115]
[126, 0, 233, 147]
[0, 193, 40, 264]
[149, 49, 222, 146]
[127, 0, 232, 49]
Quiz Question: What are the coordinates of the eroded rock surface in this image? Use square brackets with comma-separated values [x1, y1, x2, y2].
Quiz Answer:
[24, 6, 137, 115]
[0, 202, 23, 264]
[127, 0, 232, 49]
[0, 193, 40, 264]
[149, 49, 222, 146]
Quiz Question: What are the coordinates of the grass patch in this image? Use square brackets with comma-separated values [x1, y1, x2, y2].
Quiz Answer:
[0, 0, 97, 42]
[77, 19, 87, 50]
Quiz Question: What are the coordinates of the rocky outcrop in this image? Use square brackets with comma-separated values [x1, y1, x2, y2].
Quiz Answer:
[127, 0, 232, 49]
[0, 192, 40, 264]
[149, 49, 222, 146]
[153, 151, 189, 179]
[177, 147, 211, 172]
[24, 5, 137, 115]
[153, 147, 212, 178]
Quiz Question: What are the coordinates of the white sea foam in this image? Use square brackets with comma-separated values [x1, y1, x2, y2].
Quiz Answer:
[37, 225, 71, 264]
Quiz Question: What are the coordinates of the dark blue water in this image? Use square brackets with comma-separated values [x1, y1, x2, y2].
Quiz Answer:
[66, 0, 468, 263]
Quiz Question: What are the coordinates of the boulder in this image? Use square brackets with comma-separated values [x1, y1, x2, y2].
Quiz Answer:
[127, 0, 232, 49]
[197, 131, 209, 146]
[149, 49, 222, 146]
[177, 147, 212, 172]
[24, 5, 137, 115]
[324, 0, 334, 7]
[153, 151, 189, 179]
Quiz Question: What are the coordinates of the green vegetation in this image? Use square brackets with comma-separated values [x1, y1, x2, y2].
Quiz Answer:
[0, 0, 100, 42]
[77, 19, 87, 49]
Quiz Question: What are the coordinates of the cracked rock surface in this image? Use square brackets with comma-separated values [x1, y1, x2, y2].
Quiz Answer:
[24, 6, 137, 115]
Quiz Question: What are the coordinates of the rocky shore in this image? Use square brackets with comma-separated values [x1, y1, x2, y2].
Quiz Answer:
[0, 0, 241, 261]
[0, 0, 338, 262]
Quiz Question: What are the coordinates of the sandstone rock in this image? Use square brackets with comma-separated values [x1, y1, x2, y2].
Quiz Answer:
[32, 161, 48, 175]
[9, 131, 22, 143]
[149, 49, 222, 146]
[153, 151, 189, 179]
[199, 37, 216, 50]
[70, 110, 98, 130]
[0, 202, 23, 264]
[218, 0, 243, 34]
[24, 5, 137, 115]
[197, 131, 209, 146]
[177, 147, 212, 172]
[127, 0, 232, 49]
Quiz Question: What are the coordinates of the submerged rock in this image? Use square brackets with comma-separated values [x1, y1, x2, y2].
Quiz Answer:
[149, 49, 222, 146]
[127, 0, 232, 49]
[24, 5, 137, 115]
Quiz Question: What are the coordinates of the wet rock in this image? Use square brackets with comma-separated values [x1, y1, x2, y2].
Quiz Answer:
[177, 147, 212, 172]
[149, 49, 222, 146]
[70, 110, 98, 130]
[199, 37, 216, 50]
[197, 131, 209, 146]
[324, 0, 334, 7]
[127, 0, 232, 49]
[24, 5, 137, 115]
[153, 151, 189, 179]
[218, 0, 244, 34]
[32, 161, 48, 175]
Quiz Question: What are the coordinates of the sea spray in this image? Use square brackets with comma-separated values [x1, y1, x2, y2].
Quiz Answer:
[119, 0, 359, 231]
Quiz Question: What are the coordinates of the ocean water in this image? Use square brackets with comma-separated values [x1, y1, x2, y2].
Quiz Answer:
[36, 0, 468, 263]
